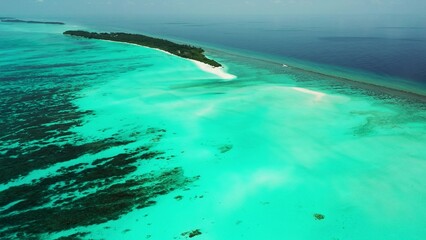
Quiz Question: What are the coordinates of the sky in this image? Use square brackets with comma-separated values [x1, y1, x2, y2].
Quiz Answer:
[1, 0, 426, 18]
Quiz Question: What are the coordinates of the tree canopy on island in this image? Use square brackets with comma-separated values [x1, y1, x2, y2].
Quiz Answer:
[63, 30, 222, 67]
[1, 19, 64, 25]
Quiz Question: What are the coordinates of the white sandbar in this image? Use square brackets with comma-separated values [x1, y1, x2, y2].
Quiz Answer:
[291, 87, 326, 101]
[190, 60, 237, 80]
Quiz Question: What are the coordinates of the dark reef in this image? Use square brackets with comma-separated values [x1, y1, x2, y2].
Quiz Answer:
[63, 30, 222, 67]
[1, 19, 65, 25]
[181, 229, 202, 238]
[0, 48, 197, 239]
[314, 213, 325, 220]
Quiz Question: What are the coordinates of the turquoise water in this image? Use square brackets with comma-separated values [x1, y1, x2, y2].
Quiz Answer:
[1, 22, 426, 240]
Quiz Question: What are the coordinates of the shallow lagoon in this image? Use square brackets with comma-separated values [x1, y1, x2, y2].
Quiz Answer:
[0, 22, 425, 240]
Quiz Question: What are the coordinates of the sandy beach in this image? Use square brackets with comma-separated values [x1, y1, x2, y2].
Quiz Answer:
[190, 59, 237, 80]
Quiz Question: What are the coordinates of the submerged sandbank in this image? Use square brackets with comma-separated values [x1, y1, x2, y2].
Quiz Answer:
[207, 47, 426, 99]
[292, 87, 326, 101]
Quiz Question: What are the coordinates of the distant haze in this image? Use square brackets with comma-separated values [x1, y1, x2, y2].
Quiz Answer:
[1, 0, 426, 18]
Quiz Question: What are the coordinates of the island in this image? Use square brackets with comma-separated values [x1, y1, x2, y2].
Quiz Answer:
[1, 19, 65, 25]
[63, 30, 222, 67]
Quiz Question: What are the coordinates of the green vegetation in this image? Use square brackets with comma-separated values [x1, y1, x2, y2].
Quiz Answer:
[63, 30, 222, 67]
[1, 19, 65, 25]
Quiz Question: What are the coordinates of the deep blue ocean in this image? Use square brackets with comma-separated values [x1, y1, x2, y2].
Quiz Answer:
[64, 14, 426, 91]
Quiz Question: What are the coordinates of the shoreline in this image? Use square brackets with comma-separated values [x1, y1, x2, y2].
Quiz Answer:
[101, 40, 237, 80]
[137, 45, 237, 80]
[189, 60, 237, 80]
[63, 30, 222, 67]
